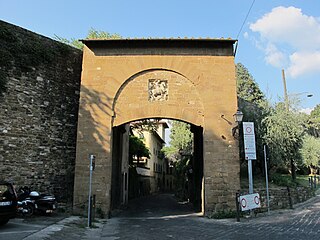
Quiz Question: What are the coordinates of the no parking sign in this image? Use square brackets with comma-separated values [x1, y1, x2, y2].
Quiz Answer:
[239, 193, 261, 211]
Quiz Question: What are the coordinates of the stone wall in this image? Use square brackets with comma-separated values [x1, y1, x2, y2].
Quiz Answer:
[258, 187, 315, 210]
[240, 187, 315, 212]
[0, 20, 82, 204]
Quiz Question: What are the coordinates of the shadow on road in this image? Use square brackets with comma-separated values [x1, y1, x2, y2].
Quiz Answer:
[116, 193, 198, 218]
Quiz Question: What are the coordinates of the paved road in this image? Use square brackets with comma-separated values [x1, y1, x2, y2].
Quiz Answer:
[0, 214, 66, 240]
[101, 193, 320, 240]
[3, 193, 320, 239]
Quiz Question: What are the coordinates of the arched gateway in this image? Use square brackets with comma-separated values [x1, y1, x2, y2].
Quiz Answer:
[73, 39, 240, 216]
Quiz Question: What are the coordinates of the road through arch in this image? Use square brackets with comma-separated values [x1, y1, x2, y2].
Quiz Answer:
[73, 39, 240, 216]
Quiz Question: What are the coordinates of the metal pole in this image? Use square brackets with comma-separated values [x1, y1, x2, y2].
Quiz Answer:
[282, 69, 289, 111]
[235, 192, 240, 222]
[264, 145, 270, 215]
[88, 154, 93, 227]
[248, 159, 253, 194]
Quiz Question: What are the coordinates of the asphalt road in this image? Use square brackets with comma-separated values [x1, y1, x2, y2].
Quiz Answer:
[2, 193, 320, 239]
[0, 214, 66, 240]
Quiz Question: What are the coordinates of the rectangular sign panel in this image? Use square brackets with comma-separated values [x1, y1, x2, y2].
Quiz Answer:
[239, 193, 261, 211]
[243, 122, 257, 160]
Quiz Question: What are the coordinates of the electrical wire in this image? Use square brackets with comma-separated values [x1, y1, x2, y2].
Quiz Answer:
[236, 0, 256, 39]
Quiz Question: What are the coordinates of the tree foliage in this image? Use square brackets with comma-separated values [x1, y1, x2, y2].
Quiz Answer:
[308, 104, 320, 138]
[129, 135, 150, 164]
[162, 121, 193, 160]
[311, 104, 320, 119]
[236, 63, 265, 104]
[300, 135, 320, 169]
[54, 28, 122, 50]
[130, 119, 160, 134]
[262, 102, 306, 178]
[236, 62, 269, 171]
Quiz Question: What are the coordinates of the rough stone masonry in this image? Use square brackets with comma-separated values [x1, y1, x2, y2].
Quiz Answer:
[0, 20, 82, 204]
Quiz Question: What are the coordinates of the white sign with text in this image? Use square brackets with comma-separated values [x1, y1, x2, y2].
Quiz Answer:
[243, 122, 257, 160]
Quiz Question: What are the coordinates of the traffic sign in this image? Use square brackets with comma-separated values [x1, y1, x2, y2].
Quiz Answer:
[239, 193, 261, 211]
[243, 122, 257, 160]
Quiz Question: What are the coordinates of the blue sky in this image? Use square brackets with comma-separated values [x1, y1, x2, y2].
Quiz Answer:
[1, 0, 319, 112]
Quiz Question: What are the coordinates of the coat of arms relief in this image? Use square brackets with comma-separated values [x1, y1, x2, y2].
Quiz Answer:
[148, 79, 168, 101]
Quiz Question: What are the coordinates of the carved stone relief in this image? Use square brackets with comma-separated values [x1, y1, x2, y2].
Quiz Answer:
[148, 79, 168, 101]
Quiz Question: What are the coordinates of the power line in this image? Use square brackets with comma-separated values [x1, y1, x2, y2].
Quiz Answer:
[236, 0, 256, 39]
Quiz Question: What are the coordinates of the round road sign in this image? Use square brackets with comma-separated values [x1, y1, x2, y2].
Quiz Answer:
[241, 198, 247, 208]
[254, 195, 260, 205]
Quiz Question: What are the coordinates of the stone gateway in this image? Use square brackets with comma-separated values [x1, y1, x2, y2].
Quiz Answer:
[74, 39, 240, 216]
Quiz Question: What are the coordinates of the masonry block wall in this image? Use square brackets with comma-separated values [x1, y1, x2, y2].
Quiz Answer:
[0, 21, 82, 204]
[74, 39, 240, 215]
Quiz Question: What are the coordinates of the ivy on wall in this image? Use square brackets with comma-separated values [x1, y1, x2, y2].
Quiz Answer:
[0, 20, 74, 95]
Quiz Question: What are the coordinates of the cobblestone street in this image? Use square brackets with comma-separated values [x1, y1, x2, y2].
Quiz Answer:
[9, 193, 320, 240]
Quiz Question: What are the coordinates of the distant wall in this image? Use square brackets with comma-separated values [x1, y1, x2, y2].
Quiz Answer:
[239, 187, 315, 213]
[0, 20, 82, 204]
[258, 187, 315, 210]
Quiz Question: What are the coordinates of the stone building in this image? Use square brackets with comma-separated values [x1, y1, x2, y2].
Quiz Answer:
[132, 120, 169, 195]
[74, 38, 240, 216]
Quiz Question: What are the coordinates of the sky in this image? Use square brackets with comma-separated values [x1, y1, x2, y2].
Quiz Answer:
[1, 0, 319, 113]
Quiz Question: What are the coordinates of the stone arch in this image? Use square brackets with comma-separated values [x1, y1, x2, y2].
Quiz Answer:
[73, 39, 240, 217]
[112, 69, 205, 127]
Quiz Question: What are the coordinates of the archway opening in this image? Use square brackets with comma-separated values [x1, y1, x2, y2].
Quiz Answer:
[110, 118, 204, 216]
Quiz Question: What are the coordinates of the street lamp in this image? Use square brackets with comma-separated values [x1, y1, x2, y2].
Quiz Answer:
[232, 110, 244, 139]
[233, 109, 244, 123]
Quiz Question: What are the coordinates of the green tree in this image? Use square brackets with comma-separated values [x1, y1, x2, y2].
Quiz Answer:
[262, 102, 306, 180]
[161, 120, 193, 199]
[236, 62, 269, 174]
[311, 104, 320, 119]
[300, 135, 320, 174]
[236, 63, 265, 104]
[129, 135, 150, 165]
[130, 119, 159, 134]
[308, 104, 320, 138]
[54, 28, 122, 50]
[162, 121, 193, 158]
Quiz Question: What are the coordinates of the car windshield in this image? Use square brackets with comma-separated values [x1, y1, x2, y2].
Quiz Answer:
[0, 184, 15, 201]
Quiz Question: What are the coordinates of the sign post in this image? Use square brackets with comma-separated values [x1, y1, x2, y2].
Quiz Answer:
[264, 145, 270, 214]
[243, 122, 256, 194]
[88, 154, 95, 227]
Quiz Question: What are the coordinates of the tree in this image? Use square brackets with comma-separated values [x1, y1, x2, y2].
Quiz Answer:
[308, 104, 320, 138]
[236, 63, 265, 104]
[54, 28, 122, 50]
[129, 135, 150, 165]
[162, 121, 193, 159]
[161, 121, 193, 199]
[300, 135, 320, 174]
[262, 102, 306, 180]
[236, 63, 269, 174]
[311, 104, 320, 119]
[130, 119, 160, 134]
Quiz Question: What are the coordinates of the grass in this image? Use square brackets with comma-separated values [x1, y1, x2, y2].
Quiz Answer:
[240, 173, 315, 190]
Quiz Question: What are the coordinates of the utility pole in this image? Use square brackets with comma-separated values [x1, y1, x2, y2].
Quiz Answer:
[282, 69, 296, 180]
[282, 69, 289, 111]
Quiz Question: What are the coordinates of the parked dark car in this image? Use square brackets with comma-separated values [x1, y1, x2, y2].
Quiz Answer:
[0, 181, 17, 225]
